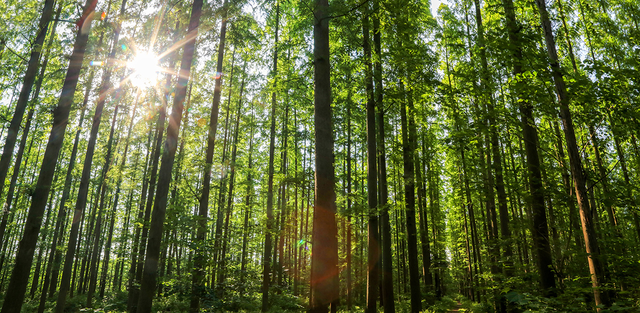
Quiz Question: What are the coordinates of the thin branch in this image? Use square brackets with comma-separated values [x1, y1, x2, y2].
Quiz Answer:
[53, 18, 77, 24]
[587, 160, 619, 192]
[327, 0, 371, 20]
[3, 45, 27, 62]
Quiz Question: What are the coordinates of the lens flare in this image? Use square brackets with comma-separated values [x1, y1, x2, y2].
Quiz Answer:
[128, 51, 159, 88]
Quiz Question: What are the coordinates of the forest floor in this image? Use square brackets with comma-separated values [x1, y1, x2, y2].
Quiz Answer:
[447, 302, 462, 312]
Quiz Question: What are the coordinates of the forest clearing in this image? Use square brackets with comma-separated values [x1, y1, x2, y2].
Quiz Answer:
[0, 0, 639, 311]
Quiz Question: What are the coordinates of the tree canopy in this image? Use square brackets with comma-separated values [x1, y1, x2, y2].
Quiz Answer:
[0, 0, 639, 311]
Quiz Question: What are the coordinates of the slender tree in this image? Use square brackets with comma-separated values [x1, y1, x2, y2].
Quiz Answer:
[136, 0, 203, 310]
[3, 1, 98, 312]
[500, 0, 556, 296]
[363, 7, 380, 313]
[309, 0, 340, 309]
[0, 0, 55, 202]
[534, 0, 608, 305]
[262, 2, 279, 310]
[190, 0, 228, 310]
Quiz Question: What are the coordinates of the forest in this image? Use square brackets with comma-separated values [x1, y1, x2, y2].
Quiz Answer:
[0, 0, 639, 311]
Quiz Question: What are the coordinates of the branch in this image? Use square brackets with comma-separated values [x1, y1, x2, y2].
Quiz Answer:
[327, 0, 371, 20]
[53, 18, 77, 24]
[3, 45, 27, 62]
[587, 160, 619, 192]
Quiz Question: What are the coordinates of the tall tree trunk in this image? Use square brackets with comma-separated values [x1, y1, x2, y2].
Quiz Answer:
[473, 0, 513, 277]
[373, 3, 394, 312]
[363, 9, 380, 313]
[3, 0, 97, 311]
[86, 101, 121, 307]
[126, 126, 155, 313]
[187, 2, 228, 307]
[276, 102, 289, 290]
[55, 9, 128, 311]
[47, 77, 93, 301]
[136, 0, 203, 310]
[39, 73, 89, 313]
[535, 0, 607, 305]
[262, 2, 279, 310]
[240, 104, 255, 282]
[217, 62, 246, 292]
[309, 0, 340, 309]
[414, 128, 433, 301]
[100, 98, 138, 299]
[0, 3, 62, 259]
[211, 46, 235, 287]
[345, 95, 353, 310]
[30, 185, 57, 298]
[501, 0, 556, 297]
[399, 81, 422, 313]
[130, 101, 165, 313]
[0, 0, 55, 201]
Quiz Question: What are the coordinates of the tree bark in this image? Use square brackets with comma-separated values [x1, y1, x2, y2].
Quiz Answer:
[39, 83, 89, 313]
[363, 9, 380, 313]
[0, 0, 55, 201]
[217, 62, 246, 292]
[373, 3, 394, 312]
[86, 101, 121, 307]
[240, 104, 255, 282]
[188, 1, 228, 305]
[126, 127, 154, 312]
[136, 0, 203, 310]
[262, 2, 279, 310]
[309, 0, 340, 309]
[501, 0, 556, 297]
[400, 81, 422, 313]
[535, 0, 607, 305]
[2, 1, 97, 312]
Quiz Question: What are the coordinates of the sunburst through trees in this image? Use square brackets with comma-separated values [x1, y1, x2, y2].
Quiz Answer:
[0, 0, 639, 312]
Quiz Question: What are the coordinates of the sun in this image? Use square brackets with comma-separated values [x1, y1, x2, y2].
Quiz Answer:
[128, 51, 160, 88]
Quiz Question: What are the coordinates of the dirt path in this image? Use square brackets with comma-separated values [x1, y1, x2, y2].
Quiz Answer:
[448, 302, 462, 312]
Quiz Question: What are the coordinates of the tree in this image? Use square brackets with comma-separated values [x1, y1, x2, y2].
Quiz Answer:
[309, 0, 340, 310]
[190, 0, 228, 310]
[3, 0, 98, 311]
[534, 0, 609, 306]
[500, 0, 556, 296]
[262, 2, 279, 311]
[136, 0, 204, 310]
[0, 0, 55, 204]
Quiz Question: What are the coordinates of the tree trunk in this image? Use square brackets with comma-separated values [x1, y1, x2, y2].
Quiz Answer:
[136, 0, 203, 310]
[0, 0, 55, 201]
[373, 2, 394, 311]
[262, 2, 279, 310]
[126, 126, 155, 313]
[535, 0, 607, 305]
[345, 95, 353, 310]
[86, 101, 121, 307]
[217, 62, 246, 292]
[399, 81, 422, 313]
[2, 0, 97, 311]
[48, 78, 93, 302]
[240, 104, 255, 282]
[309, 0, 340, 309]
[211, 45, 235, 288]
[363, 9, 380, 313]
[30, 186, 57, 298]
[38, 58, 87, 313]
[187, 2, 227, 307]
[500, 0, 556, 297]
